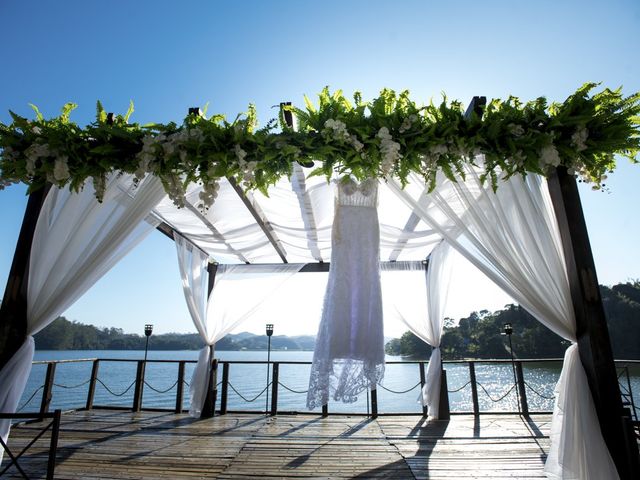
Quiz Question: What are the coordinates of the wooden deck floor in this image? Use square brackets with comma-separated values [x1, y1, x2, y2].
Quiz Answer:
[3, 410, 551, 479]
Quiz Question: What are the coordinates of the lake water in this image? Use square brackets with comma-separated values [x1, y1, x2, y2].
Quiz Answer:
[20, 350, 640, 416]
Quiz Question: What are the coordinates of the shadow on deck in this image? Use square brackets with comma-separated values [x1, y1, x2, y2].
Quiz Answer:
[2, 409, 551, 479]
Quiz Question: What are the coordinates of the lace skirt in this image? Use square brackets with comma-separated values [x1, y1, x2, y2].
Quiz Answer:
[307, 203, 385, 409]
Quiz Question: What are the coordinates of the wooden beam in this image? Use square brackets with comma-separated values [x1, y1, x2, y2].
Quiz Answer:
[0, 186, 50, 372]
[547, 166, 639, 478]
[464, 96, 486, 119]
[183, 201, 251, 264]
[155, 220, 210, 258]
[227, 177, 288, 263]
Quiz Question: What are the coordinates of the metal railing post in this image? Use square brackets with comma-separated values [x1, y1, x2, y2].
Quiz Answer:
[370, 387, 378, 418]
[85, 359, 100, 410]
[175, 361, 185, 413]
[515, 361, 529, 415]
[132, 360, 146, 412]
[220, 362, 229, 415]
[469, 362, 479, 415]
[270, 362, 279, 415]
[40, 362, 57, 417]
[438, 370, 450, 420]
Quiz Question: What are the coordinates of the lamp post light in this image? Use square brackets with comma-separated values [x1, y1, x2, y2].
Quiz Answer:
[501, 322, 520, 413]
[144, 324, 153, 363]
[265, 324, 274, 414]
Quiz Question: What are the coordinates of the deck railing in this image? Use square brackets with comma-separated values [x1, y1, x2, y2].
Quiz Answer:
[16, 357, 640, 420]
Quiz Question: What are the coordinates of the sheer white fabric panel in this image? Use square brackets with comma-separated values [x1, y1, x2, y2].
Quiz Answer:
[545, 344, 618, 479]
[388, 162, 618, 479]
[155, 166, 442, 264]
[174, 234, 214, 417]
[175, 235, 210, 342]
[380, 241, 453, 418]
[207, 263, 304, 340]
[421, 241, 453, 418]
[177, 254, 304, 417]
[0, 338, 34, 464]
[28, 174, 164, 333]
[0, 174, 164, 462]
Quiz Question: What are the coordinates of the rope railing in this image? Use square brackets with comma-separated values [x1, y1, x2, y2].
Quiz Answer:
[227, 382, 270, 403]
[19, 357, 636, 417]
[16, 385, 44, 412]
[524, 381, 555, 400]
[95, 378, 136, 397]
[476, 382, 516, 403]
[278, 382, 308, 394]
[143, 379, 179, 394]
[53, 379, 91, 389]
[378, 382, 421, 395]
[447, 380, 471, 393]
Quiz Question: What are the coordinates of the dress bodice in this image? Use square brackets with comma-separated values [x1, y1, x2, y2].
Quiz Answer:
[336, 177, 378, 208]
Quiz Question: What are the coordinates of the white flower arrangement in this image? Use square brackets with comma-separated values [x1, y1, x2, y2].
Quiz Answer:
[376, 127, 402, 176]
[0, 83, 637, 205]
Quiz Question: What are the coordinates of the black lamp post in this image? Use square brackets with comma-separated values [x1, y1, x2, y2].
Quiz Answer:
[501, 322, 520, 413]
[144, 324, 153, 363]
[265, 324, 274, 414]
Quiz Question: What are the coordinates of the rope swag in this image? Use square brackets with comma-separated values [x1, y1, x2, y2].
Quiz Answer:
[1, 83, 638, 212]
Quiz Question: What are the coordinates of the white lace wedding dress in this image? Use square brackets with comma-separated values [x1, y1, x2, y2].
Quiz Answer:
[306, 177, 385, 409]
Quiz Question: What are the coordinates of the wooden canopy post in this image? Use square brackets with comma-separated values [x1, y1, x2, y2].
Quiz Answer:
[547, 166, 639, 478]
[200, 261, 218, 418]
[0, 186, 50, 372]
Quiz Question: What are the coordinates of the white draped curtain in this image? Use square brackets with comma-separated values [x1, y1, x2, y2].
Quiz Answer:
[388, 161, 618, 479]
[381, 241, 453, 418]
[0, 174, 165, 462]
[175, 234, 303, 417]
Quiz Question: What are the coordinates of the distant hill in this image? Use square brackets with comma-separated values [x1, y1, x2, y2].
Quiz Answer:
[385, 281, 640, 360]
[33, 319, 316, 351]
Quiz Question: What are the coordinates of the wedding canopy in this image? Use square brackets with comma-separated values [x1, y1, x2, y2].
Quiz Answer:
[1, 85, 639, 479]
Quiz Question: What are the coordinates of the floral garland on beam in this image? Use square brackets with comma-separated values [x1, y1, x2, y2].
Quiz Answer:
[0, 83, 638, 211]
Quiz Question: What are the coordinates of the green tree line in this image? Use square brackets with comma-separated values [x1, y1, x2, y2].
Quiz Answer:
[33, 319, 316, 351]
[385, 281, 640, 359]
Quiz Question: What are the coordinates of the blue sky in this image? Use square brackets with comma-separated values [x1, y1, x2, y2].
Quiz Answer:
[1, 0, 639, 337]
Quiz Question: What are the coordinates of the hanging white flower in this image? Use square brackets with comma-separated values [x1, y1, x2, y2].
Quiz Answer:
[571, 126, 589, 152]
[24, 143, 51, 176]
[430, 144, 448, 156]
[198, 178, 220, 213]
[93, 175, 106, 201]
[243, 161, 258, 185]
[166, 174, 186, 208]
[323, 118, 349, 140]
[53, 155, 70, 182]
[539, 144, 562, 167]
[377, 127, 402, 175]
[349, 134, 364, 152]
[234, 144, 247, 164]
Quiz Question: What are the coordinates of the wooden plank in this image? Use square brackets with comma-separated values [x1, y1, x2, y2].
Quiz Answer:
[4, 410, 552, 479]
